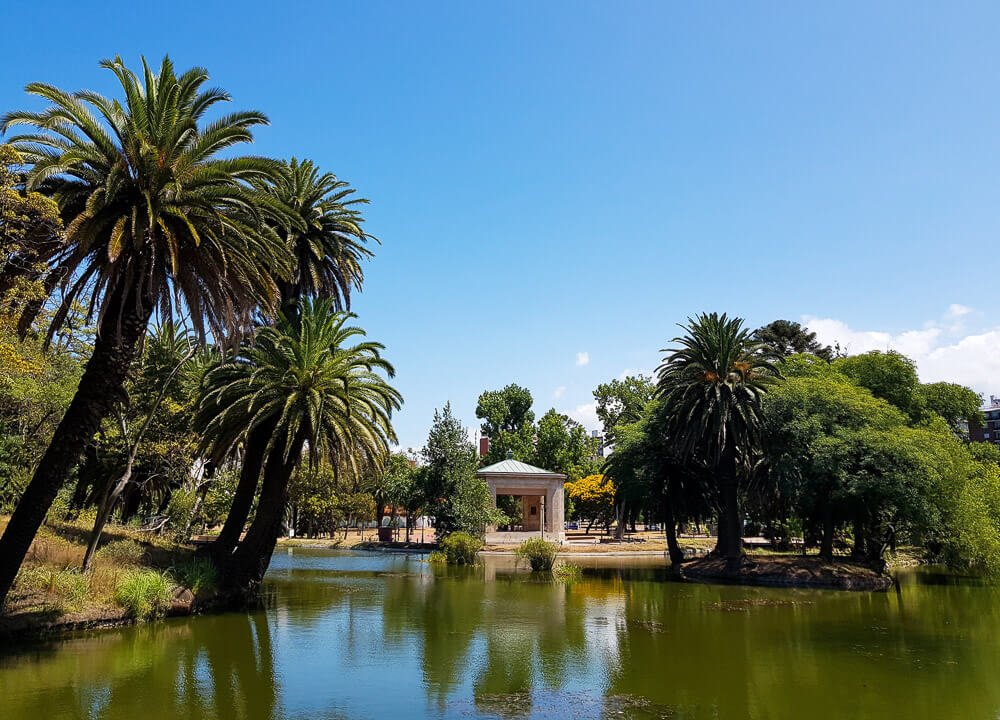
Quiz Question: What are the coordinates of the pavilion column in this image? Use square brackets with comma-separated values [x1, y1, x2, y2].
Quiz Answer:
[545, 484, 562, 536]
[486, 479, 498, 533]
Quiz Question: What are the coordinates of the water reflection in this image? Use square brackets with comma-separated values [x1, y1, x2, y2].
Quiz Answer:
[3, 550, 1000, 720]
[1, 611, 277, 720]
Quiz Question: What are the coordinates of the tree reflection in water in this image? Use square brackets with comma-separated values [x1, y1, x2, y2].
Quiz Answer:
[0, 610, 278, 720]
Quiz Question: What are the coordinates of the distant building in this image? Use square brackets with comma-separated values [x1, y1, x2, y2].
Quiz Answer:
[591, 430, 606, 457]
[971, 396, 1000, 446]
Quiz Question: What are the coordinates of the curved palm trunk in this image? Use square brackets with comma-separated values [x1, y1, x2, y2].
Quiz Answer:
[664, 502, 685, 567]
[223, 433, 305, 592]
[208, 281, 299, 567]
[207, 421, 273, 564]
[0, 279, 153, 608]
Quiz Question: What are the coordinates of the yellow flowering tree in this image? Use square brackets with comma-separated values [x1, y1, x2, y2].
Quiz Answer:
[564, 473, 616, 534]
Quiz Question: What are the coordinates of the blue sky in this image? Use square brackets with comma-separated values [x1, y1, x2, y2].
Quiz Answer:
[4, 2, 1000, 448]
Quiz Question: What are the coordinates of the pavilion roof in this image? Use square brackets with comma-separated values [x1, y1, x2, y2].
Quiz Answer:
[476, 458, 565, 478]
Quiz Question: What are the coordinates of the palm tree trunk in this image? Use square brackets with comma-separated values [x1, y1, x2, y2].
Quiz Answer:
[64, 443, 99, 520]
[664, 502, 685, 567]
[0, 279, 153, 608]
[718, 446, 743, 573]
[223, 433, 305, 592]
[208, 420, 273, 565]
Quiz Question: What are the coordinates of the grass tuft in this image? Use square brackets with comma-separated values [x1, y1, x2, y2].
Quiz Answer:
[114, 569, 173, 619]
[515, 538, 559, 571]
[171, 557, 218, 594]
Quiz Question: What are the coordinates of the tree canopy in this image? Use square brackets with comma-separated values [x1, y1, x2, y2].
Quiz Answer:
[754, 320, 833, 361]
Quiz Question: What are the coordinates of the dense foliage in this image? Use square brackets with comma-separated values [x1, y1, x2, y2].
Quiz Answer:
[597, 318, 1000, 576]
[419, 403, 504, 537]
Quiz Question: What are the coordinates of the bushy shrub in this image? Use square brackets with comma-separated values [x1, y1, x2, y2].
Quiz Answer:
[427, 551, 447, 564]
[114, 570, 172, 618]
[171, 557, 218, 594]
[165, 488, 199, 540]
[515, 538, 559, 571]
[439, 531, 483, 565]
[98, 539, 146, 565]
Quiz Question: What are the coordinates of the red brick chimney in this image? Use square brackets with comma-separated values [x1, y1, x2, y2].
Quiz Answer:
[479, 436, 490, 457]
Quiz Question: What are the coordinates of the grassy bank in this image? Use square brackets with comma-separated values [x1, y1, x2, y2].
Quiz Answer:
[0, 515, 216, 640]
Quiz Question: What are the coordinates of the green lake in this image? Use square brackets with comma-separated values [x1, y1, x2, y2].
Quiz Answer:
[2, 549, 998, 719]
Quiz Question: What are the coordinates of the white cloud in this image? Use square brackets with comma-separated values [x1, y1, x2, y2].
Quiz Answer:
[553, 385, 567, 400]
[575, 351, 590, 367]
[948, 303, 972, 319]
[569, 401, 600, 431]
[803, 308, 1000, 402]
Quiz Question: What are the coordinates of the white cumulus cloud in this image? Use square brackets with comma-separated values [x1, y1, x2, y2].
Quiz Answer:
[948, 303, 972, 319]
[569, 401, 600, 431]
[553, 385, 567, 400]
[576, 351, 590, 367]
[803, 307, 1000, 402]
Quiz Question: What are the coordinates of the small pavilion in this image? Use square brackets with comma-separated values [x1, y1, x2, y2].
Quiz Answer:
[477, 456, 566, 544]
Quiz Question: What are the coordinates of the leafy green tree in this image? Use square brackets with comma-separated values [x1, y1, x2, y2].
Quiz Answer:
[919, 382, 983, 435]
[593, 374, 655, 443]
[197, 299, 400, 589]
[364, 452, 414, 529]
[0, 56, 290, 607]
[288, 464, 343, 538]
[420, 403, 503, 537]
[602, 399, 708, 562]
[947, 457, 1000, 576]
[0, 315, 82, 512]
[339, 492, 377, 538]
[656, 312, 780, 572]
[476, 383, 535, 463]
[762, 374, 908, 559]
[753, 320, 832, 361]
[835, 350, 926, 422]
[532, 408, 600, 480]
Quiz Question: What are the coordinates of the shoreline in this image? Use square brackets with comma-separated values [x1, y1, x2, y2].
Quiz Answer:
[0, 541, 904, 643]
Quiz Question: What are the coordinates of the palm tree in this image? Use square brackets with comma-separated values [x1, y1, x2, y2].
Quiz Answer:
[656, 313, 779, 573]
[265, 157, 374, 317]
[208, 158, 375, 563]
[197, 299, 400, 590]
[0, 56, 290, 607]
